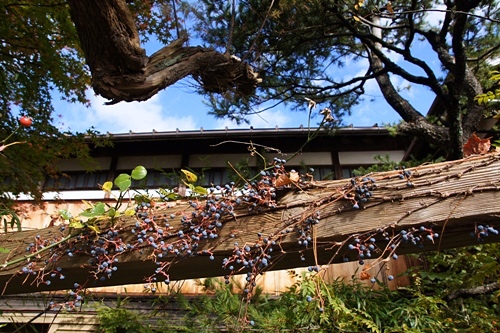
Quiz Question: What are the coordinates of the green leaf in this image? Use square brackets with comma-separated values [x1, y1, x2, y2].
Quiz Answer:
[166, 193, 180, 200]
[114, 173, 132, 192]
[59, 209, 73, 220]
[131, 165, 147, 180]
[107, 207, 118, 218]
[79, 202, 106, 218]
[0, 247, 10, 254]
[194, 186, 208, 195]
[102, 181, 113, 192]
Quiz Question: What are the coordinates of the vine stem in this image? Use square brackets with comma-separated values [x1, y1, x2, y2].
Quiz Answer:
[0, 125, 20, 144]
[0, 141, 25, 152]
[1, 231, 80, 269]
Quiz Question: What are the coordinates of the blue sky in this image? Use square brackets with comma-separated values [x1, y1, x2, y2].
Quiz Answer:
[54, 62, 437, 135]
[53, 8, 444, 135]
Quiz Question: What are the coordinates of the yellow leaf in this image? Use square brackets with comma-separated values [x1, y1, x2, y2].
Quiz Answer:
[124, 209, 136, 216]
[353, 15, 361, 22]
[87, 224, 100, 234]
[354, 0, 364, 10]
[69, 219, 84, 229]
[181, 169, 198, 183]
[102, 181, 113, 192]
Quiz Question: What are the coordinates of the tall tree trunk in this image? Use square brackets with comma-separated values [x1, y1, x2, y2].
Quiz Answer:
[67, 0, 260, 104]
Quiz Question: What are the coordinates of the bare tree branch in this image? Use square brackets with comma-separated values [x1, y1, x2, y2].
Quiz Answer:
[445, 281, 500, 301]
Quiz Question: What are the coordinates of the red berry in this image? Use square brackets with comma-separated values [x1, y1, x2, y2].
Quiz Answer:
[19, 116, 33, 128]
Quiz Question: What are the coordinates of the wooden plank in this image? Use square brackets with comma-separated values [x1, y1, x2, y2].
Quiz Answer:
[1, 153, 500, 295]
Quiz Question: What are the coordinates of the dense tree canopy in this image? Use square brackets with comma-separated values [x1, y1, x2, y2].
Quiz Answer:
[0, 1, 98, 205]
[191, 0, 500, 158]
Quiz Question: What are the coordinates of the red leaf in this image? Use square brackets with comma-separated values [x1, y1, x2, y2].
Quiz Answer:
[463, 133, 491, 156]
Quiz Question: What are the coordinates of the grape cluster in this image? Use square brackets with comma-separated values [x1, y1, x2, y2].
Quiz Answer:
[347, 177, 376, 209]
[396, 166, 414, 187]
[295, 212, 320, 248]
[400, 226, 439, 247]
[25, 233, 64, 257]
[18, 232, 86, 309]
[87, 228, 126, 281]
[48, 282, 85, 311]
[472, 224, 499, 240]
[220, 233, 279, 298]
[344, 225, 440, 283]
[347, 236, 382, 265]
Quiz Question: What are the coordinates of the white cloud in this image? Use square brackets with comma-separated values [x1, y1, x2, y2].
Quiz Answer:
[60, 90, 198, 134]
[425, 4, 447, 28]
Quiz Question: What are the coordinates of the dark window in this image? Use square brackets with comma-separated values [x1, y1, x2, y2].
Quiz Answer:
[43, 171, 109, 191]
[198, 168, 230, 187]
[311, 166, 335, 180]
[341, 166, 369, 179]
[0, 323, 49, 333]
[298, 166, 335, 180]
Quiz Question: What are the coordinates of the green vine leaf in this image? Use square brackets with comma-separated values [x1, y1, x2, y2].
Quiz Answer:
[194, 186, 208, 195]
[79, 202, 106, 218]
[131, 165, 147, 180]
[114, 173, 132, 192]
[107, 207, 119, 218]
[59, 209, 73, 220]
[0, 247, 10, 254]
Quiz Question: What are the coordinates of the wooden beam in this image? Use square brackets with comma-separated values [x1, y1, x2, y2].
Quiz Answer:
[1, 153, 500, 295]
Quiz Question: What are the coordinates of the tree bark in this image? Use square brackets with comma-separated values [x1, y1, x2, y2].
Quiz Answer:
[67, 0, 260, 104]
[445, 281, 499, 301]
[1, 153, 500, 295]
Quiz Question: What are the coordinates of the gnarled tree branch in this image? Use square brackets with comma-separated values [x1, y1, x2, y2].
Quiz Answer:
[67, 0, 260, 104]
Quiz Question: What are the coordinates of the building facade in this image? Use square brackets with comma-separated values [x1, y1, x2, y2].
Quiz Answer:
[1, 127, 414, 332]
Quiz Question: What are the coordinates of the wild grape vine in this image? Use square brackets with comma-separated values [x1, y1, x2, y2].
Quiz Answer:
[7, 158, 499, 328]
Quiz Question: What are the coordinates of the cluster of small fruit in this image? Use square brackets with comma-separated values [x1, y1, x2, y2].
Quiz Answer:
[472, 224, 499, 240]
[144, 157, 296, 281]
[241, 171, 279, 212]
[396, 166, 414, 187]
[295, 212, 320, 248]
[48, 283, 85, 311]
[22, 234, 68, 285]
[220, 233, 279, 297]
[25, 234, 58, 255]
[344, 225, 440, 282]
[134, 189, 244, 290]
[87, 229, 125, 281]
[347, 235, 387, 265]
[400, 226, 439, 247]
[348, 177, 376, 209]
[18, 234, 85, 309]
